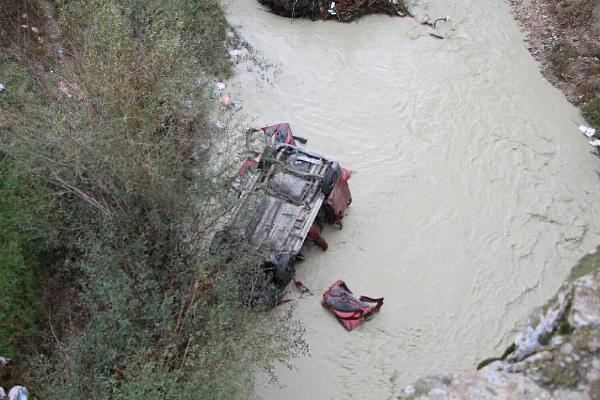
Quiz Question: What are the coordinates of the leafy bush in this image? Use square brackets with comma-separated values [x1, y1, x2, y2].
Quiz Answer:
[0, 164, 48, 360]
[583, 98, 600, 128]
[548, 43, 577, 78]
[1, 0, 305, 398]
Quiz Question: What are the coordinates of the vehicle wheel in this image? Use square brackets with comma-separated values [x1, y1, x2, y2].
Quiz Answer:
[257, 146, 276, 170]
[272, 254, 295, 286]
[320, 162, 341, 199]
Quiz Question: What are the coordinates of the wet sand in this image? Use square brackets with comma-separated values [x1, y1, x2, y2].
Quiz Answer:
[225, 1, 600, 398]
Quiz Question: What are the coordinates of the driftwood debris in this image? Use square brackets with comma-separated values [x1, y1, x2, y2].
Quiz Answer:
[258, 0, 411, 22]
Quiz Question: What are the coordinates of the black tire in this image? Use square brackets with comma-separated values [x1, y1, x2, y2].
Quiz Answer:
[271, 254, 295, 286]
[320, 162, 341, 199]
[257, 146, 276, 170]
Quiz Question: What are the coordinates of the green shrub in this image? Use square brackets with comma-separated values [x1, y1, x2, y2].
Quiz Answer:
[1, 0, 305, 398]
[583, 98, 600, 128]
[548, 43, 576, 78]
[0, 167, 42, 360]
[0, 162, 49, 361]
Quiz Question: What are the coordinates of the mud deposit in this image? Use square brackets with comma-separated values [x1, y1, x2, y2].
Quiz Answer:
[225, 1, 600, 398]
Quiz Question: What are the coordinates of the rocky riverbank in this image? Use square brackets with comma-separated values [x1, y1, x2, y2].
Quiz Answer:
[396, 248, 600, 399]
[509, 0, 600, 128]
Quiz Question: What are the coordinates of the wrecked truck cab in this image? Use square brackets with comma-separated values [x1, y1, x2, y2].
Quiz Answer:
[213, 143, 342, 306]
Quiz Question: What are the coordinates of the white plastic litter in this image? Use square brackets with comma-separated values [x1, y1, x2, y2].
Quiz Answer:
[0, 387, 5, 398]
[30, 27, 39, 33]
[209, 82, 227, 99]
[586, 128, 597, 137]
[0, 356, 9, 365]
[215, 120, 226, 131]
[328, 2, 337, 15]
[578, 125, 597, 137]
[0, 83, 6, 92]
[589, 139, 600, 147]
[8, 386, 28, 400]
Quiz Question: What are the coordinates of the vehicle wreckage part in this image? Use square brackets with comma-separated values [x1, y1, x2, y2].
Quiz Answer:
[322, 280, 383, 331]
[257, 146, 276, 170]
[320, 161, 341, 198]
[308, 225, 328, 251]
[266, 253, 295, 286]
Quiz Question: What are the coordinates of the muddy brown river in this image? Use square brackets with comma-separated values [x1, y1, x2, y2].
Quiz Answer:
[224, 1, 600, 399]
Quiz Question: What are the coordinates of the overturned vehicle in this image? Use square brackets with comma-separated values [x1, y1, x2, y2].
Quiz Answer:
[212, 127, 351, 307]
[258, 0, 410, 22]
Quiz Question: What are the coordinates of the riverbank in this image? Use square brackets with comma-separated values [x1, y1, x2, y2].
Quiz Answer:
[509, 0, 600, 127]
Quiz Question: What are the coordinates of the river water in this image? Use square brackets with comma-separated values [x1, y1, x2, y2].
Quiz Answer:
[224, 1, 600, 399]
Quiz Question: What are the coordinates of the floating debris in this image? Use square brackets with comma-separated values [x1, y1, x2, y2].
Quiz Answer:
[258, 0, 411, 22]
[293, 279, 313, 296]
[421, 15, 451, 28]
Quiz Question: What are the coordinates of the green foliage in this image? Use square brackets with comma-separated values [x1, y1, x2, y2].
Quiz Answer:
[548, 43, 576, 77]
[583, 98, 600, 128]
[1, 0, 305, 398]
[0, 165, 46, 359]
[561, 0, 594, 16]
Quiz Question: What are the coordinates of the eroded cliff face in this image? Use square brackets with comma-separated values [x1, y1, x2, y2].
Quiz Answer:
[397, 249, 600, 400]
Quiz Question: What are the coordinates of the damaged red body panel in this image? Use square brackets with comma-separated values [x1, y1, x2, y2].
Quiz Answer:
[322, 280, 383, 331]
[323, 167, 352, 226]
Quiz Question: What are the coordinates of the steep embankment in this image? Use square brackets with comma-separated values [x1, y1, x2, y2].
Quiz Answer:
[0, 1, 304, 398]
[397, 249, 600, 399]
